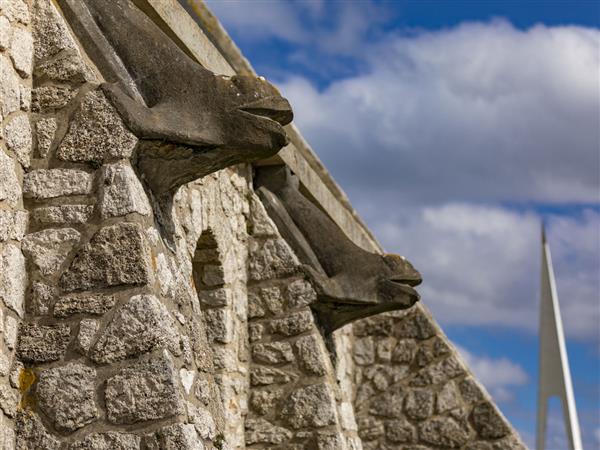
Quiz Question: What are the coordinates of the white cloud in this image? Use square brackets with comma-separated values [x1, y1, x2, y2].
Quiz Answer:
[280, 21, 599, 205]
[374, 204, 599, 341]
[456, 345, 528, 402]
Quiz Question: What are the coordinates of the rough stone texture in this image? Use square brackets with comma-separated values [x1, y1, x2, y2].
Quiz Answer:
[269, 310, 314, 336]
[31, 85, 75, 112]
[68, 432, 140, 450]
[418, 417, 470, 448]
[76, 319, 98, 354]
[295, 334, 328, 376]
[248, 238, 297, 281]
[57, 90, 137, 163]
[16, 412, 61, 450]
[17, 322, 70, 362]
[90, 294, 179, 363]
[282, 384, 337, 429]
[0, 150, 20, 206]
[0, 243, 26, 316]
[105, 351, 183, 424]
[0, 383, 18, 417]
[32, 0, 76, 61]
[0, 209, 27, 242]
[0, 15, 9, 50]
[53, 293, 115, 317]
[4, 114, 31, 167]
[149, 424, 203, 450]
[34, 117, 56, 157]
[471, 402, 511, 439]
[9, 27, 33, 77]
[36, 363, 98, 432]
[99, 163, 152, 218]
[252, 342, 294, 365]
[0, 54, 19, 116]
[23, 168, 92, 199]
[22, 227, 80, 277]
[31, 204, 93, 225]
[35, 51, 94, 83]
[245, 418, 292, 445]
[60, 223, 151, 291]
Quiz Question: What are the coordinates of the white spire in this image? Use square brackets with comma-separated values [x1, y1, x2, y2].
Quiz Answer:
[536, 224, 583, 450]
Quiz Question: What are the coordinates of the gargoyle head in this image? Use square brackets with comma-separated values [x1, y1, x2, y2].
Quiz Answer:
[255, 167, 422, 333]
[59, 0, 293, 196]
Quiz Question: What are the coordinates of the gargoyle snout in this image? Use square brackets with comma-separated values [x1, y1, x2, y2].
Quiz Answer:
[229, 75, 294, 126]
[383, 253, 422, 286]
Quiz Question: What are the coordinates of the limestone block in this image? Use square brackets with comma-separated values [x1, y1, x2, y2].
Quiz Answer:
[24, 168, 92, 199]
[187, 402, 216, 440]
[151, 424, 203, 450]
[391, 338, 418, 364]
[418, 417, 469, 448]
[17, 322, 70, 363]
[37, 363, 97, 432]
[286, 279, 316, 309]
[0, 151, 21, 207]
[68, 432, 140, 450]
[368, 391, 403, 419]
[282, 384, 337, 429]
[404, 388, 435, 421]
[249, 194, 277, 237]
[0, 210, 27, 242]
[385, 418, 416, 444]
[252, 342, 294, 365]
[35, 51, 95, 84]
[16, 412, 61, 450]
[60, 223, 151, 292]
[22, 227, 80, 277]
[99, 163, 151, 218]
[90, 294, 179, 364]
[0, 0, 29, 24]
[19, 84, 30, 111]
[28, 281, 54, 316]
[31, 85, 75, 112]
[259, 286, 283, 315]
[249, 388, 282, 415]
[3, 314, 17, 349]
[31, 0, 75, 61]
[4, 115, 31, 168]
[395, 309, 436, 340]
[0, 383, 18, 417]
[32, 204, 93, 225]
[354, 337, 375, 366]
[294, 334, 327, 376]
[437, 380, 462, 414]
[9, 27, 33, 78]
[198, 287, 230, 308]
[0, 16, 10, 50]
[250, 367, 297, 386]
[410, 356, 463, 387]
[248, 238, 297, 281]
[76, 319, 98, 354]
[459, 377, 485, 405]
[105, 351, 183, 424]
[248, 322, 264, 343]
[0, 353, 9, 377]
[54, 293, 115, 318]
[0, 54, 19, 116]
[0, 243, 26, 317]
[34, 117, 56, 158]
[203, 308, 232, 344]
[268, 310, 313, 336]
[0, 415, 16, 449]
[471, 402, 510, 439]
[357, 417, 384, 441]
[57, 91, 137, 163]
[245, 418, 292, 445]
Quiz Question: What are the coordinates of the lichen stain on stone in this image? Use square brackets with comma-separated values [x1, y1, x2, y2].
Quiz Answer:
[18, 368, 37, 410]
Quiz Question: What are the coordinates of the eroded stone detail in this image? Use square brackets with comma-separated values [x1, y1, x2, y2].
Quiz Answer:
[17, 322, 70, 362]
[22, 227, 80, 277]
[23, 168, 92, 199]
[98, 163, 151, 218]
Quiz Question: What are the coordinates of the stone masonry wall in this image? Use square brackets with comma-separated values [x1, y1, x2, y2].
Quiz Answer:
[349, 308, 527, 450]
[0, 0, 32, 448]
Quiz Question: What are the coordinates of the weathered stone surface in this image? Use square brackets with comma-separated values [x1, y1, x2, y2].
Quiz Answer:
[34, 117, 56, 158]
[282, 384, 337, 429]
[437, 380, 462, 413]
[471, 402, 510, 439]
[16, 412, 61, 450]
[76, 319, 98, 354]
[54, 293, 115, 317]
[250, 388, 283, 415]
[248, 238, 297, 281]
[37, 363, 97, 432]
[187, 402, 216, 440]
[0, 243, 25, 316]
[385, 418, 416, 443]
[57, 90, 137, 163]
[0, 383, 18, 417]
[269, 310, 313, 336]
[250, 367, 297, 386]
[32, 204, 93, 225]
[4, 114, 31, 167]
[391, 338, 418, 364]
[368, 392, 404, 419]
[245, 418, 292, 445]
[286, 279, 317, 309]
[23, 168, 92, 199]
[4, 314, 18, 349]
[0, 16, 9, 50]
[99, 163, 151, 218]
[395, 309, 436, 340]
[151, 424, 203, 450]
[0, 55, 19, 116]
[19, 84, 31, 111]
[404, 388, 435, 420]
[0, 414, 16, 450]
[294, 334, 327, 376]
[1, 0, 29, 24]
[0, 209, 27, 242]
[91, 294, 179, 363]
[197, 287, 230, 308]
[31, 85, 75, 113]
[105, 352, 183, 424]
[60, 223, 151, 292]
[252, 342, 294, 365]
[35, 51, 94, 84]
[411, 356, 463, 387]
[17, 322, 70, 363]
[68, 432, 140, 450]
[32, 0, 76, 61]
[459, 377, 485, 405]
[418, 417, 469, 448]
[203, 308, 232, 344]
[9, 27, 33, 78]
[22, 228, 80, 277]
[28, 281, 54, 316]
[0, 353, 9, 377]
[0, 150, 20, 206]
[357, 417, 384, 441]
[354, 337, 375, 366]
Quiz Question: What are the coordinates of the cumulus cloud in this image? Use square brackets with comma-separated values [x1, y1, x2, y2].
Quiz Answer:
[455, 345, 528, 402]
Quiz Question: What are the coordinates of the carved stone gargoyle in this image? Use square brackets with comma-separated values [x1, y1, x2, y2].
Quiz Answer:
[255, 166, 422, 333]
[57, 0, 293, 197]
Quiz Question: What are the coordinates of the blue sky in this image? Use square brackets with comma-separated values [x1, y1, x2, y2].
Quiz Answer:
[201, 1, 599, 448]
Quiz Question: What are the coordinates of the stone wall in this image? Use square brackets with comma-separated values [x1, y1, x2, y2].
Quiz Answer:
[0, 1, 530, 449]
